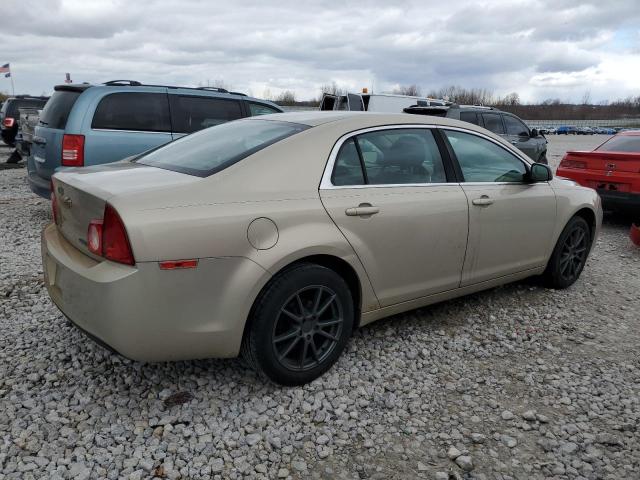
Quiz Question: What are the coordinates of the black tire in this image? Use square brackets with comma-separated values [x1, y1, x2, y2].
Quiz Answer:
[542, 216, 591, 289]
[241, 263, 354, 386]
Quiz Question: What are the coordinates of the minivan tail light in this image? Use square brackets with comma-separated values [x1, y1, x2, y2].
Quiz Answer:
[3, 117, 15, 128]
[61, 134, 85, 166]
[102, 204, 135, 265]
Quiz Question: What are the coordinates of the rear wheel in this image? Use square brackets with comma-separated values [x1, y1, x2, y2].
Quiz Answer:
[542, 216, 591, 288]
[242, 263, 354, 386]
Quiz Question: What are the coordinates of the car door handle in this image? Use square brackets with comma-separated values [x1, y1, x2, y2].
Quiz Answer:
[32, 136, 46, 145]
[472, 196, 494, 206]
[345, 204, 380, 217]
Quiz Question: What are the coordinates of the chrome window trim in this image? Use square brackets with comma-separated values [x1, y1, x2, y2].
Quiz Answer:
[91, 128, 172, 135]
[320, 124, 440, 190]
[320, 123, 534, 190]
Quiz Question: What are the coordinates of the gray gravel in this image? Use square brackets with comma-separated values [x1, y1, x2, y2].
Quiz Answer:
[1, 138, 639, 479]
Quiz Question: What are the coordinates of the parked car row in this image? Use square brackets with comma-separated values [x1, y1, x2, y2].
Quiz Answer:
[541, 125, 618, 135]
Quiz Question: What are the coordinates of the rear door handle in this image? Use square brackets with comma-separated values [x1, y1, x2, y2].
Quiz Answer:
[32, 136, 46, 145]
[472, 196, 494, 206]
[345, 203, 380, 217]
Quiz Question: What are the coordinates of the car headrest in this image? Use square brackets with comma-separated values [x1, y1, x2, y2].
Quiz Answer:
[384, 137, 426, 169]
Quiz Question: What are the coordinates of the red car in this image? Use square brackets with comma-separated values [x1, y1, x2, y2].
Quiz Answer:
[557, 131, 640, 211]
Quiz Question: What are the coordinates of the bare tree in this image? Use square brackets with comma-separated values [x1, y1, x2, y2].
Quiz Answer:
[320, 81, 347, 96]
[275, 90, 297, 106]
[392, 84, 422, 96]
[581, 90, 592, 105]
[198, 78, 232, 91]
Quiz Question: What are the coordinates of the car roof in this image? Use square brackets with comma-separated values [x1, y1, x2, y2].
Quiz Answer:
[618, 130, 640, 136]
[249, 111, 506, 132]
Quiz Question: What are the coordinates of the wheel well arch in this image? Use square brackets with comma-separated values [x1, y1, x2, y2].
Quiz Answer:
[241, 254, 364, 345]
[573, 207, 597, 242]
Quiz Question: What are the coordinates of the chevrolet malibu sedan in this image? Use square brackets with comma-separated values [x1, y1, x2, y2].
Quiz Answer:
[42, 112, 602, 385]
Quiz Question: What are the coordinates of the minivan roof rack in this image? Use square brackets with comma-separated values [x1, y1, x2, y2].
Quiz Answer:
[99, 81, 248, 97]
[459, 104, 495, 110]
[103, 80, 142, 86]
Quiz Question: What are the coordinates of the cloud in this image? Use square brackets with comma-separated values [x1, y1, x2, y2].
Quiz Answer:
[0, 0, 638, 102]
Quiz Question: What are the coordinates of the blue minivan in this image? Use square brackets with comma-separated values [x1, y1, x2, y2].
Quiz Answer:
[27, 80, 283, 198]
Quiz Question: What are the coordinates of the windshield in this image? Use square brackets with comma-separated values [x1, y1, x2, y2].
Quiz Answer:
[596, 134, 640, 153]
[137, 119, 309, 177]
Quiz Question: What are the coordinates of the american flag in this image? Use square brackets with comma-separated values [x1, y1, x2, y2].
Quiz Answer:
[0, 63, 10, 78]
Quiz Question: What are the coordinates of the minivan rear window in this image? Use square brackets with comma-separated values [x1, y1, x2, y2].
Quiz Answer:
[137, 119, 308, 177]
[39, 91, 80, 129]
[92, 93, 171, 132]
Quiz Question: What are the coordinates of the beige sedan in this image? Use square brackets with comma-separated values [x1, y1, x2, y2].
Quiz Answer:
[42, 112, 602, 385]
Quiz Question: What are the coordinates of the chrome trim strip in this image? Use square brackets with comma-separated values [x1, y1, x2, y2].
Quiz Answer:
[91, 128, 172, 135]
[319, 123, 532, 190]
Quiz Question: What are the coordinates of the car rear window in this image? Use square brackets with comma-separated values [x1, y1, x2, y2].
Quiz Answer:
[39, 91, 80, 129]
[137, 119, 309, 177]
[170, 95, 243, 133]
[459, 111, 480, 125]
[596, 135, 640, 153]
[92, 92, 171, 132]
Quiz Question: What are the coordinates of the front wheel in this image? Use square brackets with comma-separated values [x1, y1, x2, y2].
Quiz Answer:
[242, 263, 354, 386]
[542, 216, 591, 289]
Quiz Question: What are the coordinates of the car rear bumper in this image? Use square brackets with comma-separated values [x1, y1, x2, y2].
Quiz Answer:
[556, 168, 640, 209]
[41, 223, 271, 361]
[27, 160, 52, 198]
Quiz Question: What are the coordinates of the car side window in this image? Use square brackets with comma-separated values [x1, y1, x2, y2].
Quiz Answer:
[444, 130, 527, 183]
[358, 129, 447, 185]
[482, 113, 505, 135]
[249, 102, 280, 116]
[503, 115, 529, 136]
[459, 111, 480, 125]
[332, 139, 365, 186]
[92, 93, 171, 132]
[170, 96, 243, 133]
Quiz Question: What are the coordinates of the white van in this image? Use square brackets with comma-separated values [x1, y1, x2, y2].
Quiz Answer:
[320, 91, 450, 112]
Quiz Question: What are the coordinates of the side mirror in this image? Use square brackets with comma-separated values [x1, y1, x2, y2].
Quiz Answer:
[530, 128, 538, 137]
[529, 163, 552, 182]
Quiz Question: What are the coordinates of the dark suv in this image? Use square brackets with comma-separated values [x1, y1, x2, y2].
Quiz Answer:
[1, 95, 49, 146]
[404, 105, 548, 164]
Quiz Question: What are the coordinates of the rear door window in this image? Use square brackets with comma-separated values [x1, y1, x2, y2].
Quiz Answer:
[92, 93, 171, 132]
[482, 113, 505, 135]
[170, 95, 242, 133]
[459, 111, 480, 125]
[39, 91, 81, 129]
[248, 102, 280, 116]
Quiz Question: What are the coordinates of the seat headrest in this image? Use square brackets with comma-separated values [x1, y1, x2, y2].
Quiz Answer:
[384, 137, 426, 169]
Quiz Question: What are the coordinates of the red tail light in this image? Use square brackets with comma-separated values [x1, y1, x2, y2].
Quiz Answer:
[87, 204, 134, 265]
[102, 204, 135, 265]
[3, 117, 15, 128]
[559, 159, 586, 169]
[61, 134, 85, 167]
[50, 181, 58, 224]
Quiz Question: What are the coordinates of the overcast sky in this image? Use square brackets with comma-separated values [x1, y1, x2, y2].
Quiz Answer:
[1, 0, 639, 103]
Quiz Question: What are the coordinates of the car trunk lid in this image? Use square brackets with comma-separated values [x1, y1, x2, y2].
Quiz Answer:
[52, 162, 199, 259]
[562, 150, 640, 174]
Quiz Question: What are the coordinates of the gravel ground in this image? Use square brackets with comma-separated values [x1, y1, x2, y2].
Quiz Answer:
[0, 137, 639, 480]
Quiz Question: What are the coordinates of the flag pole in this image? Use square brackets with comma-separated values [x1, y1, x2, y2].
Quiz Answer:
[10, 72, 15, 96]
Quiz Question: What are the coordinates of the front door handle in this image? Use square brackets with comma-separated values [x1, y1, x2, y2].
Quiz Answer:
[345, 203, 380, 217]
[472, 196, 494, 206]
